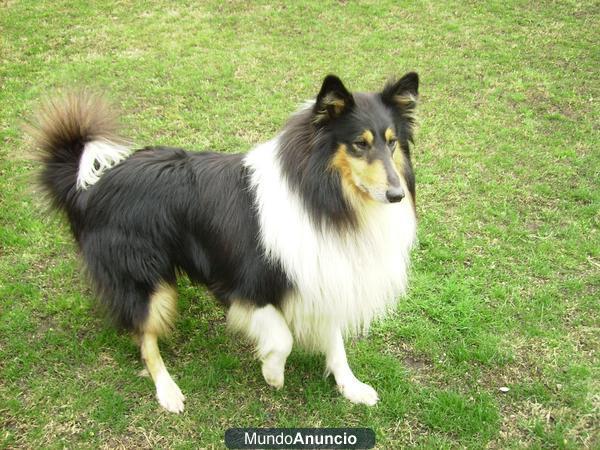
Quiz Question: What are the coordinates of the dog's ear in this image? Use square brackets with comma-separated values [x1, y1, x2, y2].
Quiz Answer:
[381, 72, 419, 115]
[313, 75, 355, 124]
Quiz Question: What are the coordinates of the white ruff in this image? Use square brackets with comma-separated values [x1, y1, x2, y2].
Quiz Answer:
[77, 139, 131, 190]
[244, 138, 417, 350]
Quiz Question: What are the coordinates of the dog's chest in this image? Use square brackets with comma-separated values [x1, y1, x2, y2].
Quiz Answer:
[277, 200, 416, 337]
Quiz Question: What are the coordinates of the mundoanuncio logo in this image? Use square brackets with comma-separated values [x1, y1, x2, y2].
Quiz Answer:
[225, 428, 375, 449]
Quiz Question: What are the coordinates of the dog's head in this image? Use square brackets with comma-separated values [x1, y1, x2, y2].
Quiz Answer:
[313, 73, 418, 206]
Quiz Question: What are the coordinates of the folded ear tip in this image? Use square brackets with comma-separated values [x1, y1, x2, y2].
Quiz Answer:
[402, 72, 419, 87]
[381, 72, 419, 107]
[314, 74, 353, 123]
[398, 71, 419, 95]
[321, 74, 344, 90]
[324, 74, 341, 81]
[317, 74, 352, 100]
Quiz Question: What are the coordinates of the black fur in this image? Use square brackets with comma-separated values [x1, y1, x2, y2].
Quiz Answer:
[278, 106, 358, 228]
[71, 147, 292, 330]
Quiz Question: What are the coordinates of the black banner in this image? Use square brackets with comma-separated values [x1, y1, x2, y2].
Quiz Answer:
[225, 428, 375, 449]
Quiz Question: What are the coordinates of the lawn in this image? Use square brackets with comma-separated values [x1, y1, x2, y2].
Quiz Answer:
[1, 0, 598, 448]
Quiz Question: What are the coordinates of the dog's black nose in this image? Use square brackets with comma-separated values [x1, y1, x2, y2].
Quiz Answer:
[386, 186, 405, 203]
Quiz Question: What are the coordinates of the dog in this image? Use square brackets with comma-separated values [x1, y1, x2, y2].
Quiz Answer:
[29, 73, 419, 413]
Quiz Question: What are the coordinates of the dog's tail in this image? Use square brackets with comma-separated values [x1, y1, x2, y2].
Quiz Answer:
[27, 90, 131, 218]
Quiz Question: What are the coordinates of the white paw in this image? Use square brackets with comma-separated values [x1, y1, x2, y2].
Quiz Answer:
[262, 360, 285, 389]
[338, 380, 379, 406]
[156, 374, 185, 413]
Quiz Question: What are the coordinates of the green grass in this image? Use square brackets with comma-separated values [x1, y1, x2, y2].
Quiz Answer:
[1, 0, 598, 448]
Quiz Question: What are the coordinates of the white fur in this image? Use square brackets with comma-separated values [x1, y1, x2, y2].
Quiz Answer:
[244, 138, 417, 350]
[155, 369, 185, 413]
[77, 139, 131, 190]
[227, 302, 293, 389]
[325, 327, 379, 405]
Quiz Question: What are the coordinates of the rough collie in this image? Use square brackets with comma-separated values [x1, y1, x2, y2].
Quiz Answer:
[29, 73, 419, 413]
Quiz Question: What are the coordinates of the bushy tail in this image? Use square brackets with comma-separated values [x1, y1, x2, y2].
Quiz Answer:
[27, 90, 131, 216]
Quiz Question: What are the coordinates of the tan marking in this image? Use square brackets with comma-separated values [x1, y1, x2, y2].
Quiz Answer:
[393, 146, 404, 171]
[143, 282, 178, 336]
[140, 332, 166, 382]
[385, 128, 399, 153]
[393, 94, 417, 121]
[329, 99, 346, 116]
[392, 151, 415, 210]
[330, 144, 387, 206]
[361, 130, 374, 145]
[385, 128, 396, 141]
[139, 330, 185, 413]
[226, 300, 254, 334]
[394, 93, 417, 107]
[314, 94, 347, 122]
[137, 283, 184, 413]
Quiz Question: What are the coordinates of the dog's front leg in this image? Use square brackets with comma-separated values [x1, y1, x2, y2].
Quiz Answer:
[325, 328, 379, 406]
[227, 302, 293, 389]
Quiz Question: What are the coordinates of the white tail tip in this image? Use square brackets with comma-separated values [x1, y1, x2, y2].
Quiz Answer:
[77, 139, 131, 190]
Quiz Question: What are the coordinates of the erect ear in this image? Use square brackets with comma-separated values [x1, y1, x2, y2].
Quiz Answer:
[381, 71, 419, 113]
[313, 75, 355, 124]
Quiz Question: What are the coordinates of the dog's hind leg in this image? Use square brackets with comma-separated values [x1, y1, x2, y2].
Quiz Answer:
[140, 283, 185, 413]
[324, 327, 379, 406]
[227, 302, 293, 389]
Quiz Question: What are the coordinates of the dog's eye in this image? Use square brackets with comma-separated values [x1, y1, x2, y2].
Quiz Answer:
[353, 141, 369, 152]
[388, 138, 398, 149]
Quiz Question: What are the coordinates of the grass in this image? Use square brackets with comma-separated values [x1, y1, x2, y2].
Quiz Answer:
[1, 0, 598, 448]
